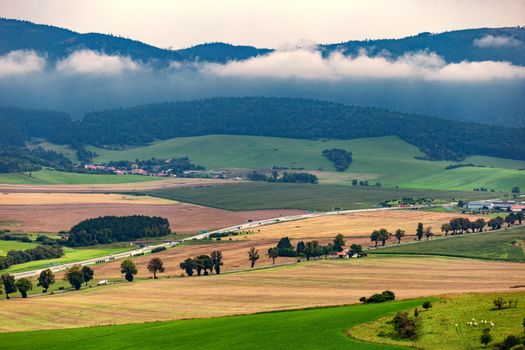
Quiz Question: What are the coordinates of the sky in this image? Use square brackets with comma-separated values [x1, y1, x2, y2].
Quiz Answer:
[0, 0, 524, 49]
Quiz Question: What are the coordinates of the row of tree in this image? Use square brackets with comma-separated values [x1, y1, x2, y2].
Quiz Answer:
[246, 170, 319, 184]
[440, 213, 523, 235]
[179, 251, 224, 276]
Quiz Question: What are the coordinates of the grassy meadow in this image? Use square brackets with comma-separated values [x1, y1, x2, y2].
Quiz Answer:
[351, 292, 525, 350]
[0, 169, 162, 185]
[372, 226, 525, 262]
[3, 245, 132, 274]
[0, 240, 38, 256]
[92, 135, 525, 191]
[139, 182, 501, 211]
[0, 299, 425, 350]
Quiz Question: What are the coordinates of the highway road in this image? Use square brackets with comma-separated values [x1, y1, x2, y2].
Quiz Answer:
[13, 205, 420, 279]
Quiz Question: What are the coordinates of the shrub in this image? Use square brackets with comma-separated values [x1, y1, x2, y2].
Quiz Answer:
[151, 246, 167, 254]
[422, 301, 432, 310]
[392, 312, 417, 339]
[360, 290, 396, 304]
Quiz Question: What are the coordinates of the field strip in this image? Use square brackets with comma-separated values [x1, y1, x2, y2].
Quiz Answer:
[12, 205, 413, 279]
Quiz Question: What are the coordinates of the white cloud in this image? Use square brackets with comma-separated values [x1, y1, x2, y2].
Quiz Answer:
[0, 50, 45, 77]
[205, 49, 525, 81]
[473, 35, 522, 48]
[56, 50, 140, 74]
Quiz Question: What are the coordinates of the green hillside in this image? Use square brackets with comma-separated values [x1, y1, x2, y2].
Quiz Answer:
[0, 299, 423, 350]
[0, 169, 161, 185]
[93, 135, 525, 191]
[372, 226, 525, 262]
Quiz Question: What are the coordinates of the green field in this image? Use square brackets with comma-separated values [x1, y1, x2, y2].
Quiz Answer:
[92, 135, 525, 191]
[372, 226, 525, 262]
[0, 169, 162, 185]
[138, 182, 502, 211]
[352, 292, 525, 350]
[0, 299, 424, 350]
[0, 240, 37, 256]
[4, 246, 131, 273]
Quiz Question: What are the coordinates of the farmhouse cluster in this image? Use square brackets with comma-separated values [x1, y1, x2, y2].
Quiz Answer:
[84, 164, 177, 177]
[466, 200, 525, 212]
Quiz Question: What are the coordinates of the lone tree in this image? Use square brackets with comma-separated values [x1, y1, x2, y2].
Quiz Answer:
[394, 229, 405, 244]
[424, 226, 434, 241]
[120, 259, 138, 281]
[248, 247, 259, 268]
[64, 265, 84, 290]
[37, 269, 55, 293]
[480, 328, 492, 347]
[147, 257, 165, 279]
[179, 258, 197, 276]
[81, 266, 94, 286]
[422, 301, 432, 310]
[15, 278, 32, 298]
[267, 247, 278, 264]
[333, 234, 346, 252]
[416, 223, 424, 241]
[210, 250, 223, 274]
[1, 273, 16, 299]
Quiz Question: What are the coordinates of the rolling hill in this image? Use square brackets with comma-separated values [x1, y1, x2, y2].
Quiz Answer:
[93, 135, 525, 192]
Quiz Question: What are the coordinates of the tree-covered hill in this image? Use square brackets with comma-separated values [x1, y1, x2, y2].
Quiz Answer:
[76, 97, 525, 161]
[1, 97, 524, 164]
[1, 18, 523, 65]
[322, 27, 525, 65]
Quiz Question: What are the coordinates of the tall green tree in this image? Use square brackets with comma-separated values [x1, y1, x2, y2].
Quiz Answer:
[424, 226, 434, 241]
[81, 266, 94, 286]
[120, 259, 138, 282]
[64, 265, 84, 290]
[15, 278, 32, 298]
[416, 223, 424, 241]
[333, 234, 345, 252]
[210, 250, 223, 274]
[1, 273, 16, 299]
[276, 237, 295, 256]
[267, 247, 278, 264]
[394, 229, 405, 244]
[147, 258, 165, 279]
[296, 241, 305, 256]
[248, 247, 259, 268]
[37, 269, 55, 292]
[304, 241, 321, 260]
[179, 258, 197, 276]
[196, 255, 213, 275]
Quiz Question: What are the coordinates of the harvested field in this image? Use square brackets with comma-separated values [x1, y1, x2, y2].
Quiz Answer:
[0, 177, 239, 194]
[1, 256, 523, 332]
[0, 202, 303, 233]
[0, 192, 176, 205]
[56, 239, 298, 281]
[250, 210, 487, 241]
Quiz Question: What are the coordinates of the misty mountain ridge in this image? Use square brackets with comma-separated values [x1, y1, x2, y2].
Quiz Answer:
[1, 18, 524, 127]
[1, 18, 524, 65]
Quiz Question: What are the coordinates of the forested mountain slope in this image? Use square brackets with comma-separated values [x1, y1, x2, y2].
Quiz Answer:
[1, 97, 523, 162]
